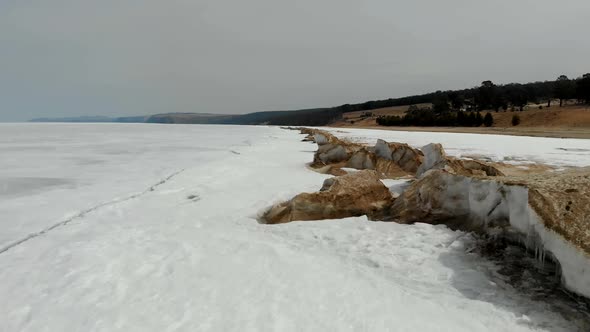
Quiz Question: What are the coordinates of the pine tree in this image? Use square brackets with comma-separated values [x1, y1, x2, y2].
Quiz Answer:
[475, 112, 484, 127]
[511, 114, 521, 126]
[483, 112, 493, 127]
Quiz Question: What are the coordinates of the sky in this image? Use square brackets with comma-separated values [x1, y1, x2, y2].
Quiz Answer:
[1, 0, 589, 122]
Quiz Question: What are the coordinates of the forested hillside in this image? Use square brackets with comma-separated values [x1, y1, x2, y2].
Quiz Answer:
[31, 73, 590, 126]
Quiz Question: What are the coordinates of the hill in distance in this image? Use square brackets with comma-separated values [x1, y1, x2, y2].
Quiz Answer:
[30, 108, 337, 126]
[30, 115, 149, 123]
[29, 72, 590, 128]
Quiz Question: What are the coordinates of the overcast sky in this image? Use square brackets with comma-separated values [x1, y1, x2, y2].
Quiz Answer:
[1, 0, 589, 121]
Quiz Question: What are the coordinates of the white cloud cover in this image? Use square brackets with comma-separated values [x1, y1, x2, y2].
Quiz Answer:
[1, 0, 589, 121]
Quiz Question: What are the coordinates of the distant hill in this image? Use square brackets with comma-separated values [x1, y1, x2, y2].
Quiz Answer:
[30, 115, 118, 123]
[145, 113, 234, 124]
[29, 108, 342, 126]
[29, 72, 590, 127]
[30, 115, 149, 123]
[29, 114, 230, 124]
[115, 115, 151, 123]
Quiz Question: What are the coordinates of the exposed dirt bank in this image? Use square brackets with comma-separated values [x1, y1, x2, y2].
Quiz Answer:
[331, 125, 590, 139]
[333, 104, 590, 139]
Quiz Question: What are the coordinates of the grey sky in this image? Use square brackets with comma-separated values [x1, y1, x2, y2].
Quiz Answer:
[1, 0, 589, 121]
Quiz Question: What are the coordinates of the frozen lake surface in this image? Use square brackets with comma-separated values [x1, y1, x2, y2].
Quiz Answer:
[0, 123, 589, 331]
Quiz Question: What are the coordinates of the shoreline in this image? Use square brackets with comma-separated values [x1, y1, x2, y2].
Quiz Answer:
[329, 125, 590, 139]
[287, 127, 590, 301]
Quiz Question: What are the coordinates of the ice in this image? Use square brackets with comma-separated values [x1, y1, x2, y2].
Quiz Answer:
[379, 178, 412, 196]
[0, 124, 586, 331]
[321, 127, 590, 167]
[341, 167, 361, 173]
[0, 177, 74, 199]
[0, 123, 275, 247]
[505, 186, 590, 299]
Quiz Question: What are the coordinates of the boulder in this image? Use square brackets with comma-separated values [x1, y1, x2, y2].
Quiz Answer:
[374, 139, 424, 173]
[416, 143, 503, 177]
[345, 149, 411, 178]
[390, 170, 510, 230]
[315, 143, 354, 164]
[307, 132, 422, 178]
[460, 159, 504, 176]
[261, 170, 394, 224]
[313, 133, 330, 146]
[346, 150, 375, 170]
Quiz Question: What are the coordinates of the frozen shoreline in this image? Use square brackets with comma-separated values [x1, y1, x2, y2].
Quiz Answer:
[284, 127, 590, 299]
[0, 124, 588, 331]
[321, 126, 590, 167]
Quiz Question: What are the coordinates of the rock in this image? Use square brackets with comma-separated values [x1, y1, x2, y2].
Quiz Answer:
[374, 139, 424, 173]
[305, 130, 422, 178]
[416, 143, 503, 177]
[416, 143, 446, 175]
[373, 158, 411, 178]
[313, 133, 330, 146]
[315, 144, 351, 164]
[261, 170, 394, 224]
[390, 170, 509, 230]
[460, 159, 504, 176]
[511, 168, 590, 255]
[307, 163, 348, 176]
[346, 150, 375, 170]
[305, 130, 365, 166]
[301, 134, 315, 142]
[344, 149, 411, 178]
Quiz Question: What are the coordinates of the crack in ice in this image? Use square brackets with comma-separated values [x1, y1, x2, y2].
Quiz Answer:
[0, 169, 185, 255]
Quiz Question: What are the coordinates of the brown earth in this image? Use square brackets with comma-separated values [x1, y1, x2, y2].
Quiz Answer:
[334, 104, 590, 139]
[260, 170, 394, 224]
[341, 103, 431, 122]
[504, 168, 590, 254]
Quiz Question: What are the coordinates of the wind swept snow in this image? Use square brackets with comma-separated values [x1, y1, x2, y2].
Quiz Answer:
[0, 124, 588, 331]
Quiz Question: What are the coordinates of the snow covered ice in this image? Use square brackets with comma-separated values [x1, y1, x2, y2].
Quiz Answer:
[1, 123, 589, 331]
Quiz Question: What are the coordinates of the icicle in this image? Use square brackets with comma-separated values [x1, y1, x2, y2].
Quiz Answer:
[541, 250, 547, 267]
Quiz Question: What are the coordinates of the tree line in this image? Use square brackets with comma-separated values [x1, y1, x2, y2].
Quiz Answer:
[343, 72, 590, 114]
[376, 106, 495, 127]
[373, 73, 589, 128]
[227, 72, 590, 126]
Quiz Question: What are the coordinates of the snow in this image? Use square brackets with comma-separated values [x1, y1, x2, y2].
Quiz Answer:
[322, 127, 590, 167]
[341, 167, 361, 173]
[0, 123, 587, 331]
[380, 179, 412, 197]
